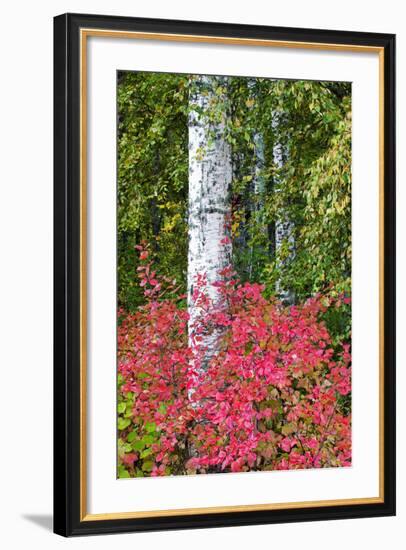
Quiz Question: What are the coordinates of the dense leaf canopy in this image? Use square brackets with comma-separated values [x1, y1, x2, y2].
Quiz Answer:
[118, 71, 351, 311]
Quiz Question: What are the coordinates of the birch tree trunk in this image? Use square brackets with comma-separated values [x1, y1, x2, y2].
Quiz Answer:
[273, 112, 295, 304]
[250, 132, 266, 278]
[187, 75, 232, 376]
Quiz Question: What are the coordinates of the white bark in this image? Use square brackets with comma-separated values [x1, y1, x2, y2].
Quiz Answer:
[248, 130, 266, 278]
[248, 79, 266, 202]
[187, 76, 232, 372]
[253, 131, 266, 197]
[273, 112, 295, 304]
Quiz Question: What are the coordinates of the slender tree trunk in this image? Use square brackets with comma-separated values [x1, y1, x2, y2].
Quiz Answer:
[273, 112, 295, 304]
[249, 129, 266, 278]
[187, 75, 232, 377]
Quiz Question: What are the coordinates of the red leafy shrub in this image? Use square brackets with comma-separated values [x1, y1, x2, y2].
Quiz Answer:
[117, 246, 351, 477]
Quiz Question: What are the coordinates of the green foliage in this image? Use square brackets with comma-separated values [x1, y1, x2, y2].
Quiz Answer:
[117, 72, 351, 328]
[117, 71, 189, 311]
[259, 81, 352, 302]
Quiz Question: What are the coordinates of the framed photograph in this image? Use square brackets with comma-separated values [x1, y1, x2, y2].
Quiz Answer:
[54, 13, 396, 536]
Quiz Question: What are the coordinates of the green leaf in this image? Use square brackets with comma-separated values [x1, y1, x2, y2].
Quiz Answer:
[142, 434, 154, 446]
[158, 404, 167, 415]
[127, 431, 137, 443]
[118, 417, 131, 430]
[142, 460, 154, 472]
[118, 466, 131, 478]
[132, 439, 145, 451]
[140, 448, 153, 459]
[117, 402, 126, 414]
[145, 422, 156, 433]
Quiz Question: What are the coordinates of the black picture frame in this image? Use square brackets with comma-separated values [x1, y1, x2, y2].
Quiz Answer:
[54, 12, 396, 537]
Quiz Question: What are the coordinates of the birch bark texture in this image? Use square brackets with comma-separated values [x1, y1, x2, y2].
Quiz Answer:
[187, 75, 232, 371]
[247, 79, 267, 278]
[273, 112, 295, 304]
